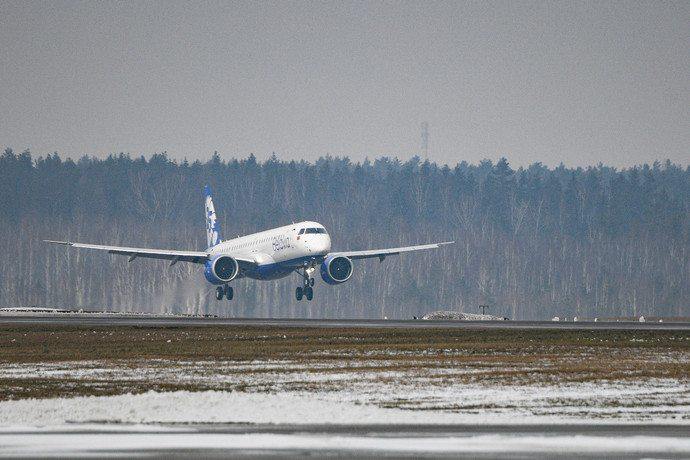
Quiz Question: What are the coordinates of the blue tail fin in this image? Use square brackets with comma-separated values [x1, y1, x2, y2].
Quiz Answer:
[204, 185, 222, 248]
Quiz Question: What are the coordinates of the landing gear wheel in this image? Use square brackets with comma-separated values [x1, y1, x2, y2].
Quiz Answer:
[224, 285, 233, 301]
[295, 286, 303, 301]
[305, 286, 313, 301]
[216, 286, 224, 300]
[309, 277, 315, 287]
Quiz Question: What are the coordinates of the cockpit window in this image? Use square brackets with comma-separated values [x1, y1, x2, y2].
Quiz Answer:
[304, 228, 327, 234]
[298, 229, 305, 235]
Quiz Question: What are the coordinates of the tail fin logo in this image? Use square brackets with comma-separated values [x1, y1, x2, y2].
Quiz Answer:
[204, 185, 222, 248]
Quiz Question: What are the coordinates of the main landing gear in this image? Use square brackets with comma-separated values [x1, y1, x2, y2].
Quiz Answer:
[216, 284, 234, 301]
[295, 265, 315, 301]
[295, 285, 313, 301]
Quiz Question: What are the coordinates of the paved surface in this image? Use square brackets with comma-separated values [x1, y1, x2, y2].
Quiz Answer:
[2, 424, 689, 458]
[0, 314, 688, 330]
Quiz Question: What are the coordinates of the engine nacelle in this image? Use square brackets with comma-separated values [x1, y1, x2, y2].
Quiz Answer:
[320, 255, 353, 285]
[204, 255, 239, 285]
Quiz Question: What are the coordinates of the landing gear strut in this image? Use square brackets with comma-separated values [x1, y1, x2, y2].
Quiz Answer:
[295, 265, 315, 301]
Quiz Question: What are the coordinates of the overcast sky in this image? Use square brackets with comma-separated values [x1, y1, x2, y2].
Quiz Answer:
[1, 1, 688, 167]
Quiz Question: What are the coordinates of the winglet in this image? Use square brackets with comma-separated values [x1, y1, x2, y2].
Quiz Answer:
[43, 240, 73, 246]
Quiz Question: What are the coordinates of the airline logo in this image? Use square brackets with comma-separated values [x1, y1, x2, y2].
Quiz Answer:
[204, 193, 221, 248]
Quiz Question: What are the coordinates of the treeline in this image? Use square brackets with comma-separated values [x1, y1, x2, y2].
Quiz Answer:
[0, 148, 688, 319]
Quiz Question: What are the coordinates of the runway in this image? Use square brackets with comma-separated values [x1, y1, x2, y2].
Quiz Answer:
[1, 314, 689, 330]
[3, 424, 690, 458]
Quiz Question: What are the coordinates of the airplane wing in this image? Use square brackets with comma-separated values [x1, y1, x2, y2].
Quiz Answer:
[327, 241, 454, 261]
[44, 240, 212, 265]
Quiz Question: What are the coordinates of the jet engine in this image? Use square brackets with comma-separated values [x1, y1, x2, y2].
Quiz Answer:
[204, 255, 239, 284]
[320, 255, 353, 285]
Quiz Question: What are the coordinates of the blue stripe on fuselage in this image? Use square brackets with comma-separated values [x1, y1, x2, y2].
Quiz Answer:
[244, 254, 326, 281]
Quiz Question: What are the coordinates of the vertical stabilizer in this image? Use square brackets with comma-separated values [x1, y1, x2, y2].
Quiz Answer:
[204, 185, 222, 249]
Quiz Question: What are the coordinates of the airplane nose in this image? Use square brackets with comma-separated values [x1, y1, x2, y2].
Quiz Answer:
[313, 236, 331, 254]
[304, 235, 330, 255]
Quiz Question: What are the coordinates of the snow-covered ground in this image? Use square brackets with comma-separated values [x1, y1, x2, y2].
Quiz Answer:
[1, 359, 688, 456]
[1, 385, 689, 456]
[1, 377, 688, 426]
[0, 385, 688, 426]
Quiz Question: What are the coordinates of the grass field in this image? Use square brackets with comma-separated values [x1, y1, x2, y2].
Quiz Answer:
[1, 325, 688, 403]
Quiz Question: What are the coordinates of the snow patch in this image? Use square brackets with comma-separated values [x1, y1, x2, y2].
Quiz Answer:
[1, 385, 689, 427]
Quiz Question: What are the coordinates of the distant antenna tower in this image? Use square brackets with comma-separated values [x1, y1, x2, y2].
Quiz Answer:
[421, 122, 429, 157]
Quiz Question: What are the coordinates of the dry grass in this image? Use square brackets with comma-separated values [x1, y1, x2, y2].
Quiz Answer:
[0, 325, 688, 400]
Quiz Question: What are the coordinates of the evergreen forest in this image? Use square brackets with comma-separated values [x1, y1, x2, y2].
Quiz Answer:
[1, 148, 687, 319]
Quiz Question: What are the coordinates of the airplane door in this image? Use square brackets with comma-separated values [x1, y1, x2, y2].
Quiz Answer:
[297, 228, 311, 253]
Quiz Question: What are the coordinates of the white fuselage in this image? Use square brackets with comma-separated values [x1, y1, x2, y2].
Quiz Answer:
[208, 221, 331, 280]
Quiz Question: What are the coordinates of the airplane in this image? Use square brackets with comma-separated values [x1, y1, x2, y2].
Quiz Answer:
[45, 186, 453, 301]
